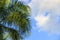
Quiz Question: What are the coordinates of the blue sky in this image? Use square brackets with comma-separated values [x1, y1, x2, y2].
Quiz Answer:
[21, 0, 60, 40]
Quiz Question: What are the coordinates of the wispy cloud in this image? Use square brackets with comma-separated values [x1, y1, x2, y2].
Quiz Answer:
[30, 0, 60, 34]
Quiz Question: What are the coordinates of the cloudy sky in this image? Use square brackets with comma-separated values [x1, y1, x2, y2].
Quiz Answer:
[24, 0, 60, 40]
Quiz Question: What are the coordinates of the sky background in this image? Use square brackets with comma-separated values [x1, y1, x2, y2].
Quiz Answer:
[21, 0, 60, 40]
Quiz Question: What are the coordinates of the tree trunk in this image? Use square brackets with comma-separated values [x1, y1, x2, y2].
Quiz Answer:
[0, 24, 3, 40]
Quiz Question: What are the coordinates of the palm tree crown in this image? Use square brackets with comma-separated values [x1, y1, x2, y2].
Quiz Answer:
[0, 0, 31, 40]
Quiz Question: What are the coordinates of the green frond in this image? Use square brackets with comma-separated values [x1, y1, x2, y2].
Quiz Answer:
[3, 25, 23, 40]
[0, 0, 5, 8]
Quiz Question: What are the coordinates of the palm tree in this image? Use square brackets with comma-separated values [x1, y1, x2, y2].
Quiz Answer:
[0, 0, 31, 40]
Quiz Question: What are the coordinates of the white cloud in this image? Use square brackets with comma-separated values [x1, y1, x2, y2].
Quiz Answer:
[35, 14, 50, 26]
[30, 0, 60, 34]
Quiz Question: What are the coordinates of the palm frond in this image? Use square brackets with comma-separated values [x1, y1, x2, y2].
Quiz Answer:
[0, 0, 6, 8]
